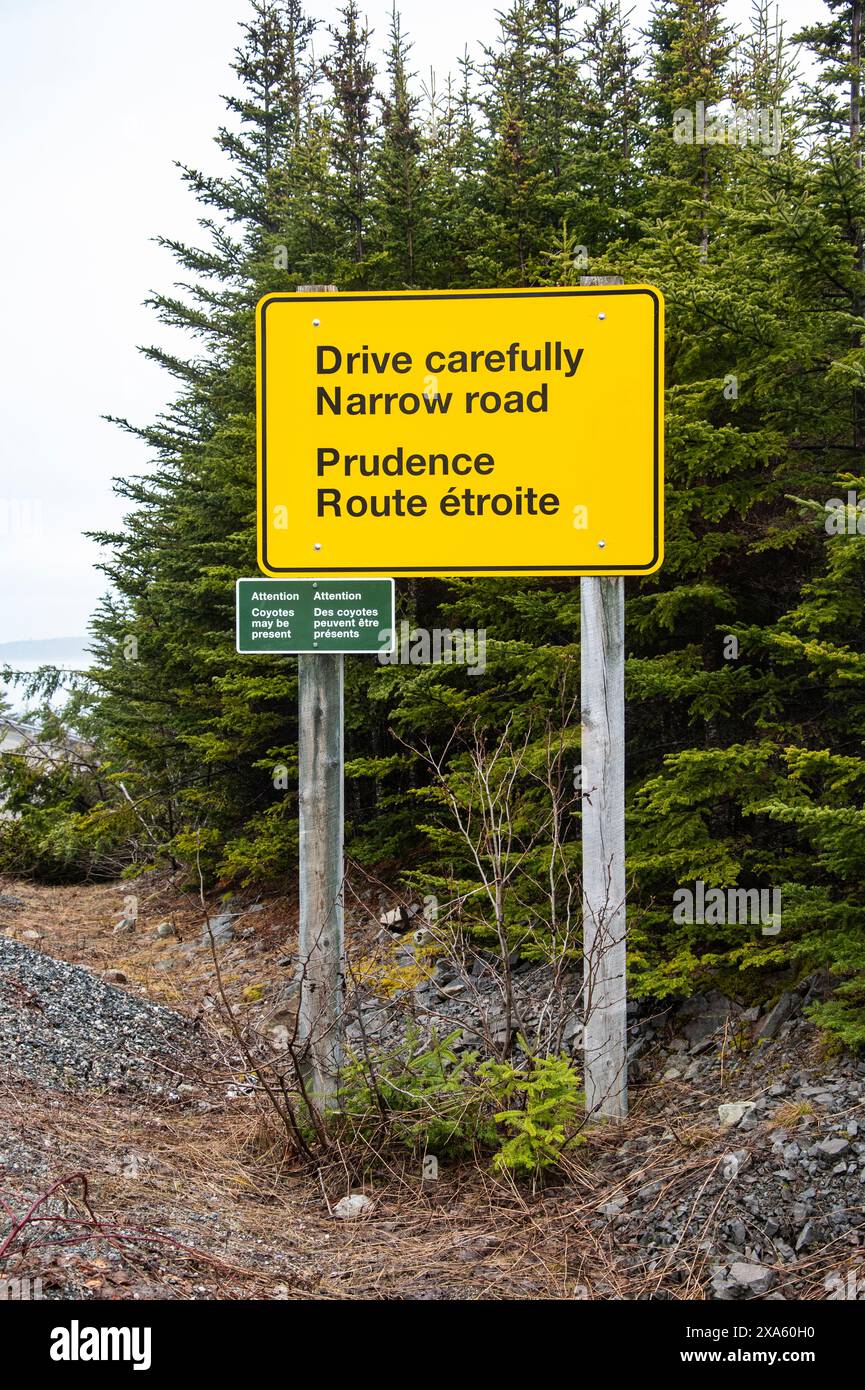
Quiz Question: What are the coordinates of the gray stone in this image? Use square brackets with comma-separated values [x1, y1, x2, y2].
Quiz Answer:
[756, 992, 797, 1040]
[433, 959, 456, 985]
[265, 981, 300, 1046]
[561, 1012, 581, 1043]
[203, 912, 236, 944]
[728, 1261, 776, 1295]
[489, 1014, 517, 1047]
[379, 904, 420, 932]
[816, 1137, 851, 1161]
[728, 1218, 747, 1247]
[438, 978, 466, 997]
[719, 1100, 756, 1128]
[679, 990, 742, 1045]
[721, 1149, 752, 1177]
[155, 921, 176, 938]
[333, 1193, 374, 1220]
[795, 1222, 817, 1251]
[738, 1108, 760, 1131]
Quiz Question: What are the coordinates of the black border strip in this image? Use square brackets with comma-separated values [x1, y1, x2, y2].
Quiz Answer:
[258, 288, 662, 576]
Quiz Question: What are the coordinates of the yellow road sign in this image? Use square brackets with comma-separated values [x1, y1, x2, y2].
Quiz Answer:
[256, 286, 663, 577]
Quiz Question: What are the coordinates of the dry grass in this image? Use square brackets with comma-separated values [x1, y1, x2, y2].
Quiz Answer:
[768, 1099, 816, 1129]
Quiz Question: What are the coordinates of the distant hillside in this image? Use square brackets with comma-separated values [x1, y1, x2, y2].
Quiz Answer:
[0, 637, 91, 671]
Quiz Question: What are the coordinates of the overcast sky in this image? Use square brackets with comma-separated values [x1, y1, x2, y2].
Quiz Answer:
[0, 0, 826, 647]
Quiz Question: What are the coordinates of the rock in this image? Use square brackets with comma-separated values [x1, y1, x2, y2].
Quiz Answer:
[333, 1193, 374, 1220]
[264, 982, 300, 1048]
[679, 990, 742, 1045]
[727, 1261, 776, 1296]
[755, 991, 797, 1041]
[155, 921, 176, 939]
[795, 1222, 817, 1251]
[203, 912, 236, 944]
[721, 1149, 751, 1177]
[727, 1218, 747, 1247]
[637, 1181, 662, 1201]
[718, 1101, 756, 1128]
[816, 1136, 851, 1161]
[102, 969, 127, 985]
[489, 1016, 517, 1048]
[22, 929, 43, 941]
[561, 1012, 581, 1044]
[663, 1067, 682, 1081]
[438, 979, 466, 997]
[112, 917, 136, 934]
[378, 904, 420, 932]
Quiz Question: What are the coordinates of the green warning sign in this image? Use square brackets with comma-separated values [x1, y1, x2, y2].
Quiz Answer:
[235, 578, 395, 654]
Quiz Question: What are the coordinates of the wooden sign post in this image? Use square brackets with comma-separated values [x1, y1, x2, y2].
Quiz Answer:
[580, 275, 628, 1121]
[580, 573, 627, 1119]
[295, 285, 344, 1108]
[297, 644, 344, 1105]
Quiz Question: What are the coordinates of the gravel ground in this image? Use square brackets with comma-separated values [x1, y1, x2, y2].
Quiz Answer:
[3, 880, 865, 1300]
[0, 936, 215, 1096]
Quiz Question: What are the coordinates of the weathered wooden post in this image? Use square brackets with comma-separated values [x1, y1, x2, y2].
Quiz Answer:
[580, 275, 628, 1120]
[580, 574, 627, 1119]
[296, 284, 344, 1108]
